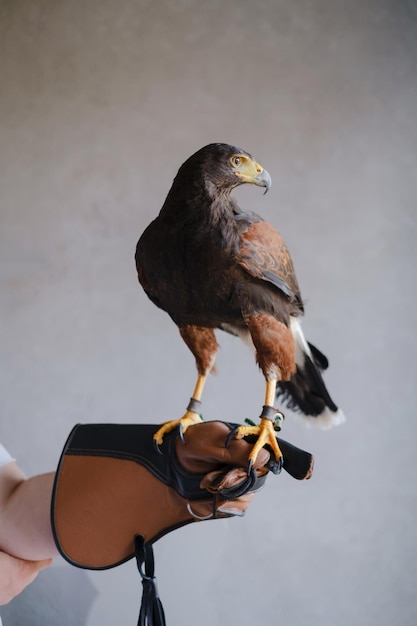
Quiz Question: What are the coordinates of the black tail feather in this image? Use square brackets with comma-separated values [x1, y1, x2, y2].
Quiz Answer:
[307, 342, 329, 370]
[276, 351, 338, 418]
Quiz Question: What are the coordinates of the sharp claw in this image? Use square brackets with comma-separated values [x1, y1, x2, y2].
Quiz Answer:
[178, 422, 185, 444]
[153, 437, 164, 455]
[225, 425, 239, 448]
[247, 459, 254, 475]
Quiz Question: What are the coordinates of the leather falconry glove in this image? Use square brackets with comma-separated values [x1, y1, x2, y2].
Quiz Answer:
[51, 420, 314, 625]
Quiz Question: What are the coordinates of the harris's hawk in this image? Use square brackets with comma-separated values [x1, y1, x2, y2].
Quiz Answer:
[135, 143, 344, 468]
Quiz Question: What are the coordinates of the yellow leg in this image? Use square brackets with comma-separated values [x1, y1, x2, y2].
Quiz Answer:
[234, 379, 283, 465]
[192, 374, 207, 402]
[264, 379, 277, 407]
[153, 374, 207, 445]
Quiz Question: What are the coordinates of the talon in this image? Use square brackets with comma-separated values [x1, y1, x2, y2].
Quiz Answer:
[234, 417, 283, 468]
[249, 418, 283, 465]
[153, 438, 163, 455]
[225, 425, 240, 448]
[153, 410, 203, 449]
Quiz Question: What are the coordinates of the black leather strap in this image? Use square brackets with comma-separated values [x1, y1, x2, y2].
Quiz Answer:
[186, 397, 202, 414]
[135, 536, 166, 626]
[260, 405, 282, 421]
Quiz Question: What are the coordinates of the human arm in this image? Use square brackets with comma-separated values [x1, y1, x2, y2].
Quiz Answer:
[0, 461, 58, 561]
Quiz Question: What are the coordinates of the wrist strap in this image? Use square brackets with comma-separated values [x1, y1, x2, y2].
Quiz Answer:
[135, 536, 166, 626]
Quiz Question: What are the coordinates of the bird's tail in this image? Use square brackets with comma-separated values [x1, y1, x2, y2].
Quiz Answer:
[276, 318, 345, 428]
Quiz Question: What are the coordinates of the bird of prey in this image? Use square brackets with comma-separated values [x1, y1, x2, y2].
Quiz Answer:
[135, 143, 344, 468]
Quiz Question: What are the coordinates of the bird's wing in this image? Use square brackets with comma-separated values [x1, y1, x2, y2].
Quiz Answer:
[236, 218, 303, 309]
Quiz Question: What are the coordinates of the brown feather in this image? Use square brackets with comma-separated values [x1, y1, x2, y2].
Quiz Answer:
[179, 326, 218, 376]
[136, 143, 343, 425]
[243, 313, 296, 381]
[238, 221, 303, 310]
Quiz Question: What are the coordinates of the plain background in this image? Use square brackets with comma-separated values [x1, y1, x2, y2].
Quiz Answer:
[1, 1, 416, 624]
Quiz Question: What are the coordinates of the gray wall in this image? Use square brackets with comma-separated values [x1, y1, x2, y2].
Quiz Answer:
[1, 1, 416, 624]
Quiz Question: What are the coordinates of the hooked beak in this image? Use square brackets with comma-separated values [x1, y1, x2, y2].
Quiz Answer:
[234, 159, 272, 194]
[252, 167, 272, 195]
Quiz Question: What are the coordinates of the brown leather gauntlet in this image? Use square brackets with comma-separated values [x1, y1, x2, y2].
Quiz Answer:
[51, 420, 313, 570]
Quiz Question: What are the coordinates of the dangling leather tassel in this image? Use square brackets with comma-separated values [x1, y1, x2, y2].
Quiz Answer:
[135, 535, 166, 626]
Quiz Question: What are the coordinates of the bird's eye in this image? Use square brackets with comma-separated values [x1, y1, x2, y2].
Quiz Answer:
[231, 156, 241, 167]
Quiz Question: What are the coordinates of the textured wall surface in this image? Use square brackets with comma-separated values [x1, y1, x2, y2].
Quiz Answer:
[1, 1, 416, 624]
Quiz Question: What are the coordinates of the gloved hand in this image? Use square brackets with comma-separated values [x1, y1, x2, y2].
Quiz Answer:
[52, 420, 313, 570]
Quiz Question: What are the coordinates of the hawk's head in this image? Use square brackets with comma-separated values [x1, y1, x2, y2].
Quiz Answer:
[176, 143, 271, 195]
